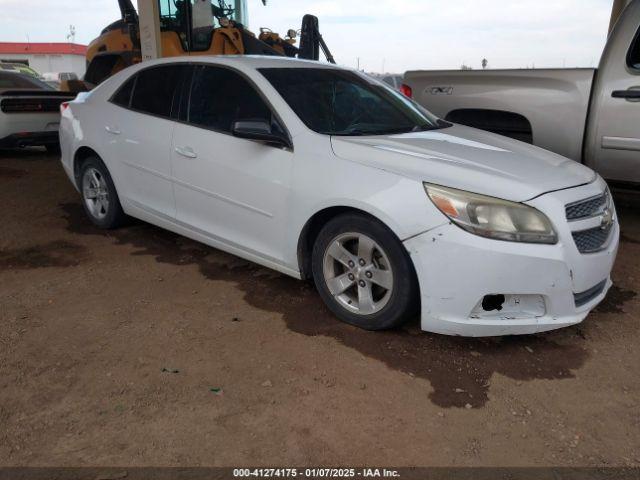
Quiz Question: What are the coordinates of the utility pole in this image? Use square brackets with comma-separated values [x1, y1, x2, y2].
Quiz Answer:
[66, 25, 76, 43]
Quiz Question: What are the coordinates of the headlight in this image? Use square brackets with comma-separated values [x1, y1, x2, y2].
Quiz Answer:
[424, 183, 558, 244]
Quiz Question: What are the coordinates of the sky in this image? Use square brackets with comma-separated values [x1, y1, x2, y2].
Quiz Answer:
[1, 0, 614, 73]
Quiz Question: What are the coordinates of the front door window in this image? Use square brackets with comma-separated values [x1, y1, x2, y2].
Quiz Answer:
[188, 65, 279, 134]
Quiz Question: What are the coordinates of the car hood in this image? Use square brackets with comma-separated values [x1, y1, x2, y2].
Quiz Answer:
[330, 124, 595, 202]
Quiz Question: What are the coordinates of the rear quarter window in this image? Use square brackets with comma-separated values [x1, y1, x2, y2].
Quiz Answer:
[111, 76, 136, 108]
[628, 26, 640, 70]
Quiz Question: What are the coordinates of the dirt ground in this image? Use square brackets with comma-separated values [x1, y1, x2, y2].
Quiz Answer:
[0, 149, 639, 467]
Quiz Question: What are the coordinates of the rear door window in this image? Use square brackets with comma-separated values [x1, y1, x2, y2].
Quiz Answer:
[130, 64, 189, 118]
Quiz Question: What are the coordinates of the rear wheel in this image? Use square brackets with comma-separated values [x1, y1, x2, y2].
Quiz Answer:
[311, 213, 419, 330]
[79, 156, 126, 229]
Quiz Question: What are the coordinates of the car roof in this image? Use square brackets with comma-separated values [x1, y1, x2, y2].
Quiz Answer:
[0, 70, 29, 78]
[0, 70, 51, 92]
[1, 63, 36, 71]
[140, 55, 344, 71]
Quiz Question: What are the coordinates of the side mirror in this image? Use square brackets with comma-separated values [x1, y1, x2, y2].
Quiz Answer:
[232, 120, 292, 149]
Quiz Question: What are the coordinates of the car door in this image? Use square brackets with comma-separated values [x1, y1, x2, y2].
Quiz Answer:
[105, 64, 189, 219]
[170, 64, 294, 265]
[586, 17, 640, 183]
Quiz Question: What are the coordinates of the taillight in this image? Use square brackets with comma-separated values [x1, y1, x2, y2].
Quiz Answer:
[400, 84, 412, 98]
[60, 102, 69, 112]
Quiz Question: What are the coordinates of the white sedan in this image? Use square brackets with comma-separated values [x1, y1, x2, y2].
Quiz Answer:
[59, 56, 619, 336]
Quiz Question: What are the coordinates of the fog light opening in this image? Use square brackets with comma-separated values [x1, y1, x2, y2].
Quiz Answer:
[470, 294, 546, 320]
[482, 294, 506, 312]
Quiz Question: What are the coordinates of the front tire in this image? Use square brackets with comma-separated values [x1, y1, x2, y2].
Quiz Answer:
[79, 156, 126, 229]
[311, 213, 419, 330]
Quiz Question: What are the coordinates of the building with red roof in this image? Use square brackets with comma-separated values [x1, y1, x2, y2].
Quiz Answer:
[0, 42, 88, 78]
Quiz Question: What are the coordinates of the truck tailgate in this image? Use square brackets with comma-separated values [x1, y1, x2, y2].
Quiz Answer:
[404, 68, 596, 161]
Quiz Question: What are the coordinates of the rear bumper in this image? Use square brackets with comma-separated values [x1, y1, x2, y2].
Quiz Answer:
[404, 220, 619, 337]
[0, 131, 59, 148]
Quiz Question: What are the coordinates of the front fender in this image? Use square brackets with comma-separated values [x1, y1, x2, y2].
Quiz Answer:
[286, 145, 449, 273]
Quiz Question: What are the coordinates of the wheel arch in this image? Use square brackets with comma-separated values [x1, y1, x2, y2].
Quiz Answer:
[73, 146, 103, 187]
[84, 52, 134, 86]
[296, 205, 409, 280]
[72, 146, 123, 204]
[445, 108, 533, 144]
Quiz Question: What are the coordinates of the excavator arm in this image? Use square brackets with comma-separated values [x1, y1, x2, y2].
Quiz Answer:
[299, 14, 335, 63]
[118, 0, 138, 23]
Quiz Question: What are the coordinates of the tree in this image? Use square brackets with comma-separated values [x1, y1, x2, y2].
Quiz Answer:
[482, 58, 488, 69]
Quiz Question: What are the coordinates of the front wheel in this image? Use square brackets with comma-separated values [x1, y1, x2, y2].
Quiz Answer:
[311, 213, 420, 330]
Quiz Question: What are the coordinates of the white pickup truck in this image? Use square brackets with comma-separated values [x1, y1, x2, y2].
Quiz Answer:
[403, 0, 640, 186]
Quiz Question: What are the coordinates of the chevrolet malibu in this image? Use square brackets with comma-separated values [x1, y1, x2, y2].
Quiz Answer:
[59, 56, 619, 336]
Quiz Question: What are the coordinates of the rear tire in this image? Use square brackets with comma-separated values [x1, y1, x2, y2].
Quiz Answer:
[79, 156, 126, 229]
[311, 213, 419, 330]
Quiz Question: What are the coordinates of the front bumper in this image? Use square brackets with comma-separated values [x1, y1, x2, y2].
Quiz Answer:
[404, 182, 619, 337]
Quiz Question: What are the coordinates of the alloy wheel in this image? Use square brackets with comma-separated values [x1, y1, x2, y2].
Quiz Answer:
[322, 232, 394, 315]
[82, 167, 110, 220]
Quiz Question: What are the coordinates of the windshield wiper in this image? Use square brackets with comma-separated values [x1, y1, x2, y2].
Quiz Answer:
[329, 128, 382, 136]
[333, 126, 415, 136]
[331, 121, 451, 136]
[410, 122, 450, 132]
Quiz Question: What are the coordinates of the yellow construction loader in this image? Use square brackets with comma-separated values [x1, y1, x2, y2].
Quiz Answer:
[84, 0, 334, 86]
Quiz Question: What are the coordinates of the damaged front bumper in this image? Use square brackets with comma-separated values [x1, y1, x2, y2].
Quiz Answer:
[404, 218, 619, 337]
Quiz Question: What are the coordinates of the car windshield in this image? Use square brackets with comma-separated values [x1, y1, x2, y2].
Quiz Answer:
[259, 67, 448, 136]
[0, 72, 54, 91]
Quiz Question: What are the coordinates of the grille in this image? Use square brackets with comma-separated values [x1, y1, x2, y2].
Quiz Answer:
[572, 225, 612, 253]
[565, 193, 607, 221]
[0, 97, 65, 113]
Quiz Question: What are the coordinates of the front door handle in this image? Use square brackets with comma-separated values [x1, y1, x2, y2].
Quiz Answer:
[105, 125, 121, 135]
[174, 146, 198, 158]
[611, 89, 640, 100]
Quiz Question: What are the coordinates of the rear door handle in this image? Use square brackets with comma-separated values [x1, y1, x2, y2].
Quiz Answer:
[174, 146, 198, 158]
[611, 89, 640, 100]
[105, 125, 121, 135]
